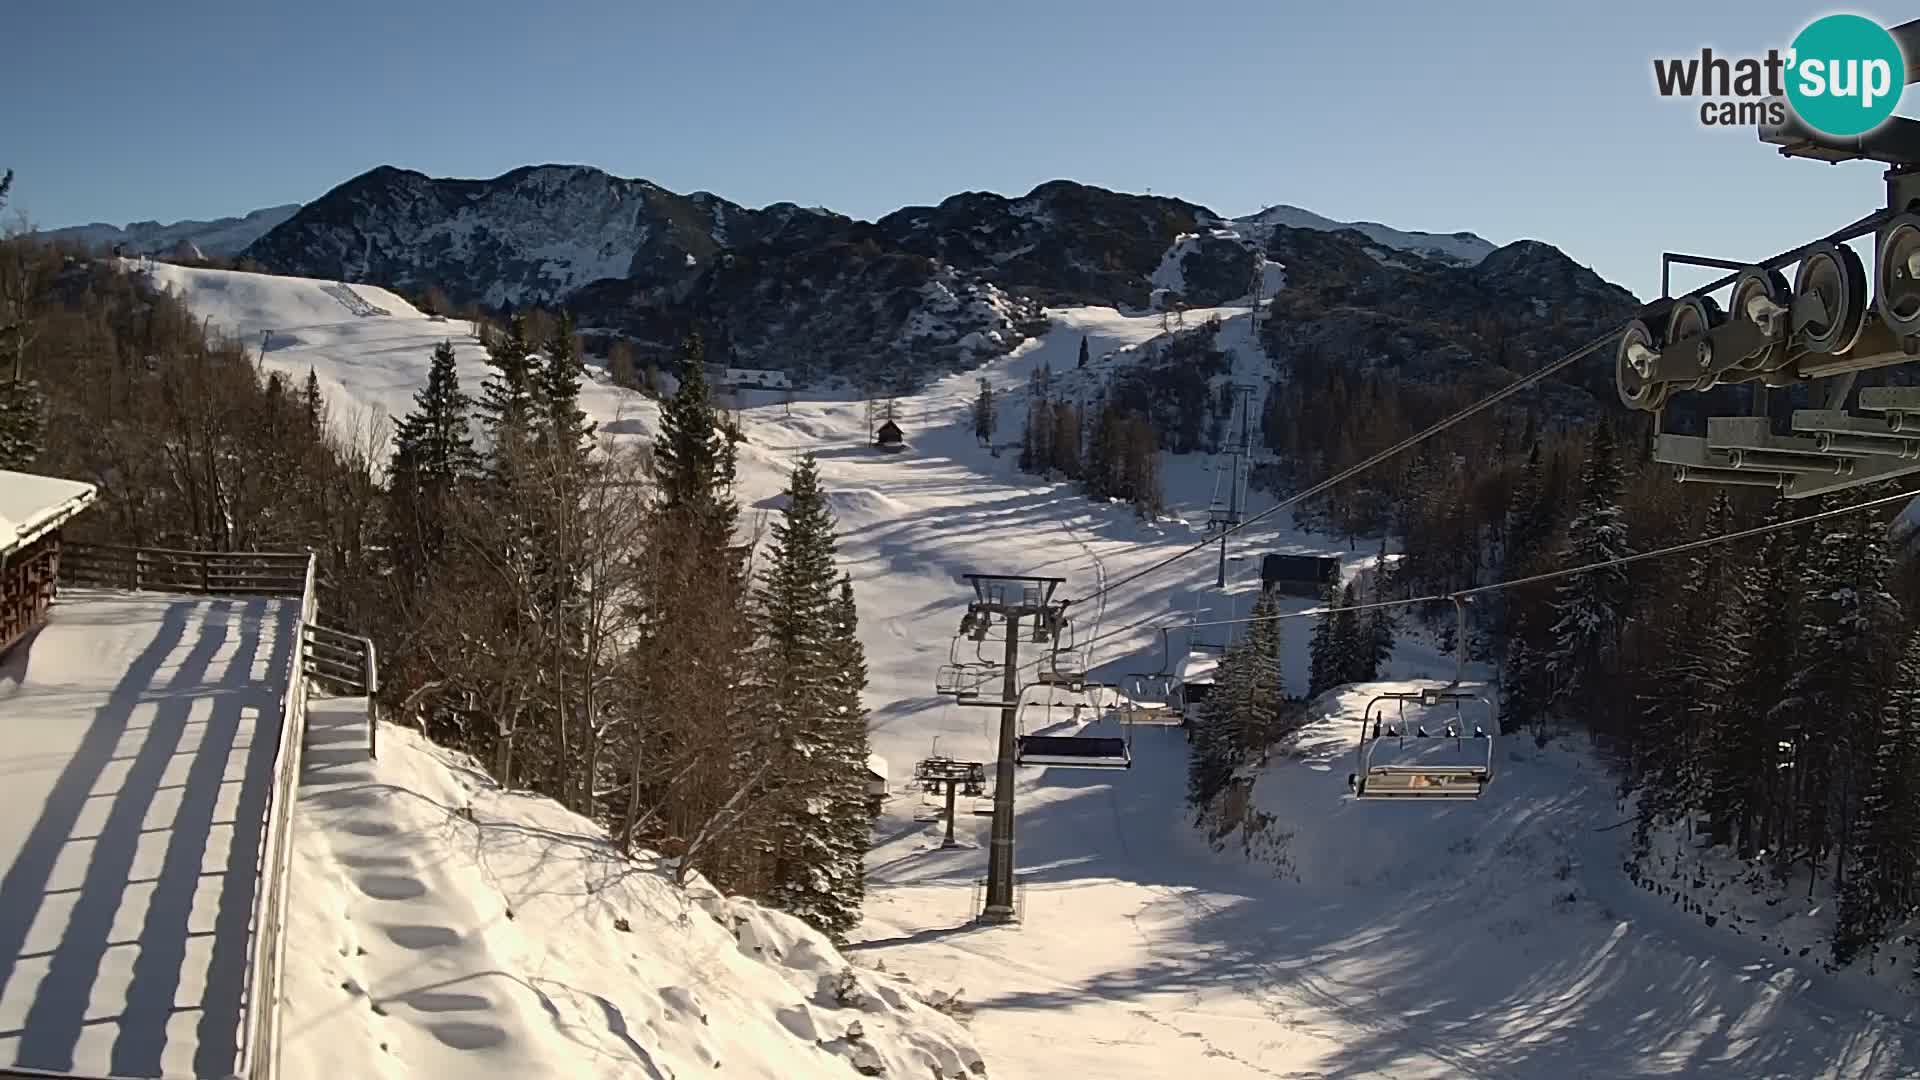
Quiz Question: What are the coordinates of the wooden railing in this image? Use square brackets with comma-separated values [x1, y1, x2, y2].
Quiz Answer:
[60, 542, 309, 596]
[303, 622, 381, 758]
[240, 552, 315, 1080]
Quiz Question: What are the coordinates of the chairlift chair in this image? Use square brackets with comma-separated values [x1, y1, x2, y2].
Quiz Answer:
[1349, 689, 1496, 801]
[952, 665, 1023, 709]
[1119, 671, 1183, 726]
[1034, 615, 1088, 691]
[1015, 734, 1132, 769]
[1011, 687, 1134, 769]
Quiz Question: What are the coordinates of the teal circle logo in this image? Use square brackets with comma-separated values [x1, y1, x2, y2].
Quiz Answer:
[1786, 14, 1906, 137]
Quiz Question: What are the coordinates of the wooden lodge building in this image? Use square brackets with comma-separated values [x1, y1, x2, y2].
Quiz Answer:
[1, 469, 98, 657]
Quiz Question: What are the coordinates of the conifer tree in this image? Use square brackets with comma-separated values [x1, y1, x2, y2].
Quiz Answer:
[1190, 636, 1251, 810]
[1504, 441, 1550, 571]
[818, 573, 872, 937]
[972, 378, 996, 446]
[1050, 399, 1082, 478]
[0, 209, 44, 470]
[476, 314, 540, 480]
[1077, 335, 1090, 369]
[1769, 497, 1900, 882]
[1190, 592, 1284, 810]
[1501, 604, 1551, 744]
[1123, 414, 1163, 517]
[303, 367, 327, 435]
[756, 457, 868, 938]
[1308, 584, 1339, 698]
[1708, 498, 1802, 856]
[1833, 625, 1920, 965]
[1634, 490, 1738, 843]
[387, 340, 479, 592]
[1365, 541, 1397, 681]
[1240, 591, 1285, 748]
[1334, 581, 1367, 684]
[652, 330, 738, 517]
[624, 328, 758, 886]
[0, 375, 44, 469]
[538, 313, 594, 465]
[1546, 419, 1630, 723]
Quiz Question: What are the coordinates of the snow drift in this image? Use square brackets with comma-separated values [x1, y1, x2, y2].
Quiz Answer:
[284, 700, 985, 1080]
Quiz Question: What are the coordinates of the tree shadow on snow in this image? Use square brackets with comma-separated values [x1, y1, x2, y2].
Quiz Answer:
[877, 716, 1919, 1078]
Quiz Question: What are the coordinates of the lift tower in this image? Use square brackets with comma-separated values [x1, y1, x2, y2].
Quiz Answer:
[1209, 384, 1257, 587]
[952, 573, 1064, 923]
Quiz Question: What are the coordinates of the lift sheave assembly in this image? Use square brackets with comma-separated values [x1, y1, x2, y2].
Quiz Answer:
[1618, 20, 1920, 499]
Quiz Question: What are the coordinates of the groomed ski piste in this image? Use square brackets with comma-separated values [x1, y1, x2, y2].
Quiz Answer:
[127, 255, 1920, 1077]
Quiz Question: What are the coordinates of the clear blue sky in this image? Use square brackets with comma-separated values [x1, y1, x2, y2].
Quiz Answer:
[3, 0, 1911, 300]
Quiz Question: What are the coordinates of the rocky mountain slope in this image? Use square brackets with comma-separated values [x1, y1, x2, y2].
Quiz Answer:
[235, 163, 1636, 396]
[40, 204, 301, 258]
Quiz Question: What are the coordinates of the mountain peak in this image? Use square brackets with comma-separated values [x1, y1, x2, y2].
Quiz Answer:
[1236, 204, 1497, 267]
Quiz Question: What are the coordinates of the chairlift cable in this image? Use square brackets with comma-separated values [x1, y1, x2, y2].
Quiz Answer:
[1033, 483, 1920, 671]
[1059, 332, 1621, 615]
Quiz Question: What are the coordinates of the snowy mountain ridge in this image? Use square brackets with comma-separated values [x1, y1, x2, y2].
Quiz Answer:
[38, 203, 301, 257]
[1235, 203, 1499, 267]
[230, 163, 1618, 387]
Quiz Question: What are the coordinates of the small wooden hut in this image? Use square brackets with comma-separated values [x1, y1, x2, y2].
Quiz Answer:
[1, 470, 98, 657]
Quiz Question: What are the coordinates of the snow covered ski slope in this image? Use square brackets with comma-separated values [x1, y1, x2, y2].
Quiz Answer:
[0, 589, 297, 1078]
[147, 260, 1920, 1078]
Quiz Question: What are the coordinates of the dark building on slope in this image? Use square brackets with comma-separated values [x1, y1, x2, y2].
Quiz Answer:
[1261, 553, 1340, 598]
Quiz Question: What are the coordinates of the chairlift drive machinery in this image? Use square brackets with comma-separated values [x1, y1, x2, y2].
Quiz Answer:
[1616, 24, 1920, 502]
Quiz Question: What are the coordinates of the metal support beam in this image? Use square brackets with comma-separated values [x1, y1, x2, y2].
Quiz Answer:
[983, 610, 1023, 921]
[1451, 594, 1468, 687]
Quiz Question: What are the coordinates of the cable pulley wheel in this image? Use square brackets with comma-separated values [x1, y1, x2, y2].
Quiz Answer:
[1726, 266, 1792, 373]
[1615, 317, 1669, 412]
[1875, 213, 1920, 341]
[1794, 241, 1870, 356]
[1665, 295, 1725, 388]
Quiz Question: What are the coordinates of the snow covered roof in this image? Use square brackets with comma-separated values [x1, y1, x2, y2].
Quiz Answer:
[0, 470, 98, 558]
[1175, 651, 1219, 684]
[867, 752, 888, 782]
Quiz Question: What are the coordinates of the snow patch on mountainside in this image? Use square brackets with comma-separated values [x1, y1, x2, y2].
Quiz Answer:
[136, 260, 657, 462]
[896, 269, 1035, 360]
[1238, 203, 1497, 266]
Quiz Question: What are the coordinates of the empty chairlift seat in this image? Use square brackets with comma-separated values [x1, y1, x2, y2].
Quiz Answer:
[1353, 763, 1489, 799]
[1350, 689, 1496, 801]
[1014, 735, 1131, 770]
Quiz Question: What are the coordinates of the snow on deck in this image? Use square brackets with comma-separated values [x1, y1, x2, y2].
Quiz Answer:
[0, 588, 296, 1077]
